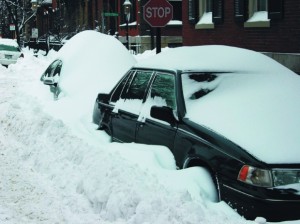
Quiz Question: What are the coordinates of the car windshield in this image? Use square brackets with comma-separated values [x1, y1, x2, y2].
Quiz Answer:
[0, 44, 20, 52]
[182, 72, 221, 104]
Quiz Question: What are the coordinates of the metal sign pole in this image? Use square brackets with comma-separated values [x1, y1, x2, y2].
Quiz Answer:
[156, 27, 161, 54]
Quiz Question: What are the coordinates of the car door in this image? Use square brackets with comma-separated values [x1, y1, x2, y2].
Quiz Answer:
[135, 72, 178, 150]
[110, 70, 153, 143]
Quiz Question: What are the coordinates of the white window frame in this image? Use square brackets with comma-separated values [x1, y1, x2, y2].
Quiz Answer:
[195, 0, 214, 29]
[244, 0, 270, 28]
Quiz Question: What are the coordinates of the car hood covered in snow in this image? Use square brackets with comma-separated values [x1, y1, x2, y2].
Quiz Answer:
[184, 71, 300, 164]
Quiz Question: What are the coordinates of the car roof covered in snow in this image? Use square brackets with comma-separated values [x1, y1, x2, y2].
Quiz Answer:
[134, 45, 293, 75]
[0, 38, 19, 47]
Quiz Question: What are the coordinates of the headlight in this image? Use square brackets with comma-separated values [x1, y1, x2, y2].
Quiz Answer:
[272, 169, 300, 187]
[238, 165, 273, 187]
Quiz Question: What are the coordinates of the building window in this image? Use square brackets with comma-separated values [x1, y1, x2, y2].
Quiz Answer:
[169, 0, 182, 22]
[245, 0, 270, 27]
[195, 0, 214, 29]
[234, 0, 283, 27]
[257, 0, 267, 11]
[189, 0, 223, 29]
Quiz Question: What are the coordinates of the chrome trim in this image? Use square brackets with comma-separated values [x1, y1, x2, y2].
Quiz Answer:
[272, 168, 300, 172]
[112, 137, 123, 143]
[215, 173, 222, 201]
[223, 184, 300, 202]
[99, 101, 114, 109]
[183, 156, 196, 169]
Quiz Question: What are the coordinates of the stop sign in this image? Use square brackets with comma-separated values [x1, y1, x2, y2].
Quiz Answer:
[143, 0, 173, 27]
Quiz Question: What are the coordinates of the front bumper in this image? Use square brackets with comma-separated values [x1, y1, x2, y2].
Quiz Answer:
[0, 59, 18, 66]
[221, 183, 300, 222]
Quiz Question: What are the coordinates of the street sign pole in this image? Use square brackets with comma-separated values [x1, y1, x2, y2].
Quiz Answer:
[156, 28, 161, 54]
[143, 0, 173, 54]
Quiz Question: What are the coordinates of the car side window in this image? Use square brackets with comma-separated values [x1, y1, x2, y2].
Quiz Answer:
[43, 64, 54, 77]
[110, 71, 134, 103]
[112, 70, 153, 115]
[122, 70, 153, 100]
[44, 60, 61, 77]
[148, 73, 177, 111]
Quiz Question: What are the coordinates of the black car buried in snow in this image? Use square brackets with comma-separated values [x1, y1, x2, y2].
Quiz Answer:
[92, 45, 300, 221]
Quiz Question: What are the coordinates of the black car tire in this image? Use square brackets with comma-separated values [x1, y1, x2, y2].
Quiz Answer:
[202, 168, 220, 202]
[92, 99, 101, 128]
[185, 160, 220, 202]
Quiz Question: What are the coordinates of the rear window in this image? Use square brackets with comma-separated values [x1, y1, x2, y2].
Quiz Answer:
[182, 73, 219, 101]
[182, 72, 225, 116]
[122, 70, 153, 100]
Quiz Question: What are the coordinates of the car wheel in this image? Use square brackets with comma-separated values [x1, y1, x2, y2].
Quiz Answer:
[195, 166, 220, 202]
[92, 99, 101, 127]
[184, 160, 220, 202]
[103, 126, 113, 143]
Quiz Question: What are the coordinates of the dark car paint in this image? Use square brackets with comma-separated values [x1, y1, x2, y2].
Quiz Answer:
[112, 109, 139, 143]
[136, 112, 178, 151]
[93, 67, 300, 221]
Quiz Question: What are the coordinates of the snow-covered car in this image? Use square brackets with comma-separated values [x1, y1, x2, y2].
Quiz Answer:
[40, 30, 137, 100]
[0, 38, 24, 66]
[92, 45, 300, 221]
[61, 32, 76, 45]
[40, 59, 62, 97]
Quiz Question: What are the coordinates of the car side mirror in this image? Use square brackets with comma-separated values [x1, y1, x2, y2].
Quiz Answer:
[150, 106, 177, 125]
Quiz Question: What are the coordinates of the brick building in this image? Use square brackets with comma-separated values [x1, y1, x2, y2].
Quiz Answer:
[30, 0, 182, 53]
[182, 0, 300, 73]
[32, 0, 102, 36]
[30, 0, 299, 72]
[115, 0, 182, 53]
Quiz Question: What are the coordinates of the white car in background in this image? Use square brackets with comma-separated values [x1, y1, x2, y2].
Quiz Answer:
[0, 38, 23, 66]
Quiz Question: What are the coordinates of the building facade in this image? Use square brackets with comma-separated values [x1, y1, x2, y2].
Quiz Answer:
[182, 0, 300, 73]
[30, 0, 182, 53]
[31, 0, 102, 37]
[30, 0, 299, 73]
[116, 0, 182, 53]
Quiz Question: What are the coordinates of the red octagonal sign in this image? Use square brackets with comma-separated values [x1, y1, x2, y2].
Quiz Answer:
[143, 0, 173, 27]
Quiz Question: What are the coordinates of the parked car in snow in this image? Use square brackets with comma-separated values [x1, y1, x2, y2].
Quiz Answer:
[40, 59, 63, 97]
[92, 45, 300, 221]
[40, 30, 136, 100]
[0, 38, 23, 66]
[60, 32, 76, 45]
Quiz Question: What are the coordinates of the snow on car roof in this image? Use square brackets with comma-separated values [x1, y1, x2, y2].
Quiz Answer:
[135, 45, 293, 75]
[55, 30, 136, 97]
[0, 38, 19, 47]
